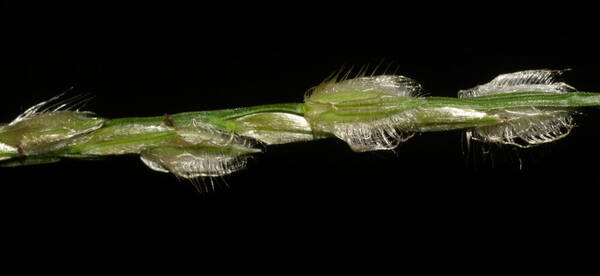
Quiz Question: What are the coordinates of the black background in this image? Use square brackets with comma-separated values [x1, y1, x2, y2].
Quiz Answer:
[2, 2, 599, 266]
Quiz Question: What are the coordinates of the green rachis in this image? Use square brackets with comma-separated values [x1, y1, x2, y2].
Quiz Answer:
[2, 69, 599, 179]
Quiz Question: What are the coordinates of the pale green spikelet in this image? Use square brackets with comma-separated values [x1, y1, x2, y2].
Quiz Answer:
[140, 144, 261, 178]
[459, 70, 576, 147]
[304, 75, 423, 152]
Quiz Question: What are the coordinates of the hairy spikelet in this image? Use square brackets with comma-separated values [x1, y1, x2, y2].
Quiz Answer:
[469, 108, 574, 148]
[140, 145, 260, 178]
[305, 75, 422, 152]
[461, 70, 575, 147]
[139, 119, 263, 178]
[458, 69, 575, 98]
[325, 114, 417, 152]
[10, 92, 94, 125]
[0, 94, 104, 156]
[306, 74, 423, 101]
